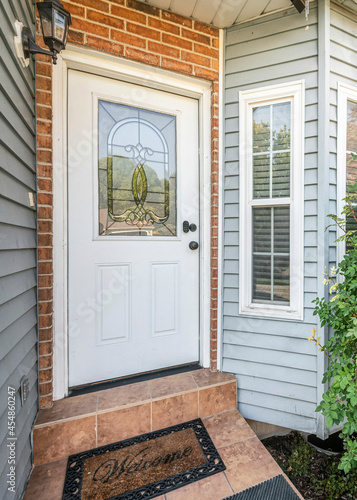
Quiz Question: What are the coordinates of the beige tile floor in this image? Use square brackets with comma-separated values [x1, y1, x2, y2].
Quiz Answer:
[24, 408, 304, 500]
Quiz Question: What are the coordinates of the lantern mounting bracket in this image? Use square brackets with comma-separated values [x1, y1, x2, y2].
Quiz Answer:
[22, 26, 57, 64]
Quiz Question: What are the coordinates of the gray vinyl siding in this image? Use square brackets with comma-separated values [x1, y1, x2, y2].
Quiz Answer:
[330, 2, 357, 267]
[0, 1, 38, 499]
[222, 6, 319, 433]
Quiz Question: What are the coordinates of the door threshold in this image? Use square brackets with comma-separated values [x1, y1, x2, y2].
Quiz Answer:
[68, 363, 201, 397]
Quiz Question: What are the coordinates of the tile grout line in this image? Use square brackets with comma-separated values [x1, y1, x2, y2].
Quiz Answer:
[146, 380, 152, 432]
[217, 435, 256, 451]
[34, 412, 98, 428]
[95, 412, 98, 448]
[96, 393, 99, 447]
[223, 471, 235, 495]
[197, 386, 200, 417]
[196, 379, 237, 390]
[147, 379, 152, 400]
[189, 371, 199, 389]
[202, 407, 239, 421]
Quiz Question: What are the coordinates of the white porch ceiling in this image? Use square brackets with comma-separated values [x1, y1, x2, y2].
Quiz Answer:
[139, 0, 307, 28]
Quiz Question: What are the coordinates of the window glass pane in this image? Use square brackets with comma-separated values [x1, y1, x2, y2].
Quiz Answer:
[252, 102, 291, 200]
[274, 206, 290, 253]
[273, 255, 290, 302]
[273, 102, 290, 151]
[253, 207, 271, 252]
[347, 100, 357, 190]
[253, 155, 270, 198]
[273, 152, 290, 198]
[347, 100, 357, 153]
[346, 100, 357, 250]
[98, 100, 176, 237]
[252, 207, 290, 304]
[253, 105, 270, 153]
[252, 255, 271, 301]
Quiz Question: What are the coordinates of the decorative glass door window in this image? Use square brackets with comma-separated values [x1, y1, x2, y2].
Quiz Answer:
[98, 100, 177, 237]
[252, 102, 291, 305]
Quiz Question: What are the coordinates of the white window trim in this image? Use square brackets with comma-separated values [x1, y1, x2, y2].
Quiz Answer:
[337, 82, 357, 268]
[239, 81, 304, 320]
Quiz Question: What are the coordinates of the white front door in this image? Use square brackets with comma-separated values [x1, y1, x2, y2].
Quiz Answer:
[67, 70, 200, 387]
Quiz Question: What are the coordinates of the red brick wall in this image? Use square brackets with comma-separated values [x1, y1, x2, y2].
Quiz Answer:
[36, 0, 220, 408]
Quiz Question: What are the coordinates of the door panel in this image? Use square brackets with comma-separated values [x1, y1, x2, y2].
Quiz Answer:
[67, 70, 200, 387]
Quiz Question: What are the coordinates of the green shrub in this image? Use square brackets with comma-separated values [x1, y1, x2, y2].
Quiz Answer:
[285, 432, 314, 478]
[280, 432, 357, 499]
[310, 179, 357, 478]
[316, 459, 357, 500]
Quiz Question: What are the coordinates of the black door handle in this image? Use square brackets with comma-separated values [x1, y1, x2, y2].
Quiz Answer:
[183, 221, 198, 233]
[189, 241, 199, 250]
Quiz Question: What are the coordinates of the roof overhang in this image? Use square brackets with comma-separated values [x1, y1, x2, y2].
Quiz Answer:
[137, 0, 316, 28]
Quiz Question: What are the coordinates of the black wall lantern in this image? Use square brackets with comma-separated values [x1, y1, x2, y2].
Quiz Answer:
[15, 0, 71, 66]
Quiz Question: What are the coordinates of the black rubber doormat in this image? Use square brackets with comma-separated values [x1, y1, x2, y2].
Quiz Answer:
[62, 418, 225, 499]
[223, 474, 301, 500]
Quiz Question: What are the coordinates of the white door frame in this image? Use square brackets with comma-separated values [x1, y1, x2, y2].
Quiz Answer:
[52, 45, 212, 400]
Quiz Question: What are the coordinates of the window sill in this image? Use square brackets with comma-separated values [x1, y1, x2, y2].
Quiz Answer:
[239, 303, 303, 321]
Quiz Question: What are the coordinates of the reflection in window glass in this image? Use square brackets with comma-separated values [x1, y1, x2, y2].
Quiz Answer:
[347, 100, 357, 191]
[346, 100, 357, 248]
[252, 102, 291, 199]
[98, 100, 177, 237]
[252, 207, 290, 304]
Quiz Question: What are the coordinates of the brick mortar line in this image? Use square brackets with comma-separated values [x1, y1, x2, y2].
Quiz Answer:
[72, 25, 217, 50]
[77, 16, 218, 49]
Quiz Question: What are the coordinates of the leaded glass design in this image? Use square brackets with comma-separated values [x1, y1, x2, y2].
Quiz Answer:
[252, 206, 290, 304]
[253, 102, 291, 199]
[98, 100, 177, 236]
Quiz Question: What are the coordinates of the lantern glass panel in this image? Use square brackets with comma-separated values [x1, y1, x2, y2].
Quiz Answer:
[54, 9, 66, 41]
[40, 7, 52, 38]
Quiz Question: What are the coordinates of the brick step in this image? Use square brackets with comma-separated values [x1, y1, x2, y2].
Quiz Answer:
[32, 369, 237, 466]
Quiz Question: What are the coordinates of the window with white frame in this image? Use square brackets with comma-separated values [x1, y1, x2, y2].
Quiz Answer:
[337, 84, 357, 262]
[239, 82, 304, 320]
